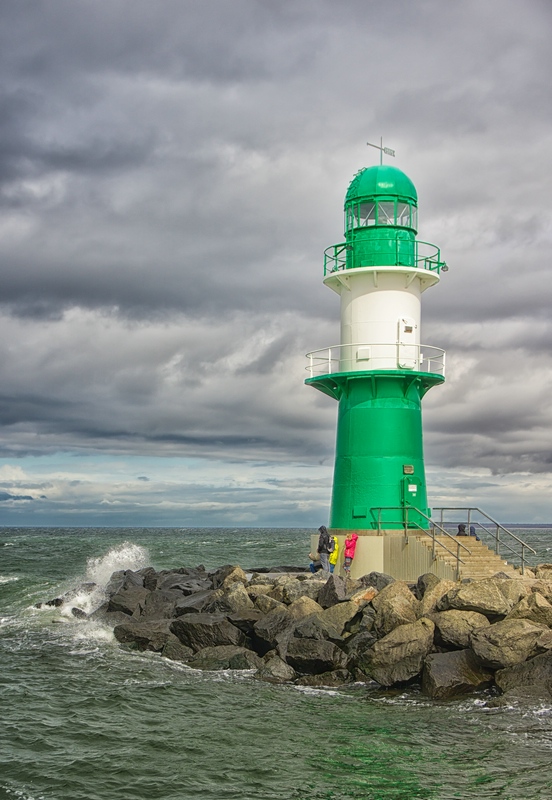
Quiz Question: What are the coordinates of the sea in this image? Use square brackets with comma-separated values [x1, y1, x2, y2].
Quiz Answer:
[2, 526, 552, 800]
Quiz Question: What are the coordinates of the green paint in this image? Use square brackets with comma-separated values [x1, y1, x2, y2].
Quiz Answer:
[307, 370, 443, 529]
[307, 164, 446, 531]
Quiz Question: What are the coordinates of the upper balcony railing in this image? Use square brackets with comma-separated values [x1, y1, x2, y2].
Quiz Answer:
[324, 239, 447, 277]
[306, 342, 446, 378]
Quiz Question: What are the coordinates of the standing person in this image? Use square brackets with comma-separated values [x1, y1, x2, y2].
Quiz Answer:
[317, 525, 332, 573]
[343, 532, 358, 576]
[328, 535, 339, 574]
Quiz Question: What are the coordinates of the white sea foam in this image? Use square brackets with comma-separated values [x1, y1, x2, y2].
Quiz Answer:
[70, 622, 115, 644]
[54, 541, 151, 617]
[85, 541, 150, 588]
[0, 575, 19, 584]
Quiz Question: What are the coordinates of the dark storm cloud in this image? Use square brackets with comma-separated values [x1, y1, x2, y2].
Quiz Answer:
[0, 491, 33, 502]
[0, 0, 550, 523]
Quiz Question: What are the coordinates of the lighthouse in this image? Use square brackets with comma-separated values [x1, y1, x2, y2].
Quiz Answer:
[306, 157, 447, 577]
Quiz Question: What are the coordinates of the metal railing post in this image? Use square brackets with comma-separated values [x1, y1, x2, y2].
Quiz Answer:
[521, 544, 525, 576]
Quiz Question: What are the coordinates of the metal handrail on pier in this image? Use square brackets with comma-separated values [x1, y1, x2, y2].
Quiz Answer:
[432, 507, 536, 575]
[372, 505, 471, 580]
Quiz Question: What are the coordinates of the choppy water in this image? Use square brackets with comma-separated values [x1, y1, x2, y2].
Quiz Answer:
[1, 526, 552, 800]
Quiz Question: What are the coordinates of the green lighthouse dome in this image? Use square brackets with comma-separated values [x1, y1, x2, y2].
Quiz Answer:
[344, 164, 418, 236]
[345, 165, 417, 205]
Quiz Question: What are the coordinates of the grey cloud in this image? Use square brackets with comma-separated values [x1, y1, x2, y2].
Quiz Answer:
[0, 491, 33, 501]
[0, 0, 550, 523]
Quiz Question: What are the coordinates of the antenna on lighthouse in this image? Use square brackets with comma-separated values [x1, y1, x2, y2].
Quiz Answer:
[367, 137, 395, 165]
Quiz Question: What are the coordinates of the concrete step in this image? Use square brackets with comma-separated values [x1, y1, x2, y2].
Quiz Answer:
[414, 533, 519, 579]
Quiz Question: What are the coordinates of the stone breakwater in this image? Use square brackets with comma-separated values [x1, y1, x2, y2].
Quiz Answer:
[38, 563, 552, 702]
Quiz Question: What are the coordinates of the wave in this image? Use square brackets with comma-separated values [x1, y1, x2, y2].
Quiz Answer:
[85, 541, 150, 588]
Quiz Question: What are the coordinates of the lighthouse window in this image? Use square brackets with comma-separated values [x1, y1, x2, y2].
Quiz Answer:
[397, 203, 411, 227]
[378, 202, 395, 225]
[358, 202, 376, 226]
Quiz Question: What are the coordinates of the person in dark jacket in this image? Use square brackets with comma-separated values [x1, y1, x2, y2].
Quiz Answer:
[469, 525, 481, 541]
[457, 524, 467, 536]
[317, 525, 332, 573]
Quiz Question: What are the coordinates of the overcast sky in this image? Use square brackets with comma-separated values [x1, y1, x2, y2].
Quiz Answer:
[0, 0, 551, 527]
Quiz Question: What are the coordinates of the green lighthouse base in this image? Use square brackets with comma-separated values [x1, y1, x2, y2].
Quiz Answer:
[306, 370, 443, 531]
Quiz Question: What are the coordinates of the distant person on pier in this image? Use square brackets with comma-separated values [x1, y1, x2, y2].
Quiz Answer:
[317, 525, 333, 573]
[469, 525, 481, 541]
[457, 524, 468, 536]
[343, 532, 358, 575]
[328, 535, 339, 574]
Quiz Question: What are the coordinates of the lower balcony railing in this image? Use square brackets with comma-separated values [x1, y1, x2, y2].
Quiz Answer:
[305, 342, 445, 378]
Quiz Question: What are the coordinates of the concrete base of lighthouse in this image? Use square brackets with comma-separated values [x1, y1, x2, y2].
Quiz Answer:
[311, 530, 458, 583]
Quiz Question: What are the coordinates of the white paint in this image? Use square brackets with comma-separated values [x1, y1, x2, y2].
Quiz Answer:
[323, 266, 439, 371]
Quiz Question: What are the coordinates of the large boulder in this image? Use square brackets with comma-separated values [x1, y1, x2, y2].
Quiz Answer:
[294, 669, 354, 687]
[495, 651, 552, 700]
[106, 569, 143, 596]
[495, 579, 531, 608]
[358, 618, 435, 687]
[506, 592, 552, 627]
[161, 637, 194, 662]
[108, 585, 150, 617]
[359, 572, 395, 592]
[430, 610, 490, 650]
[206, 583, 255, 615]
[320, 601, 361, 636]
[187, 645, 263, 671]
[292, 615, 343, 644]
[299, 580, 323, 603]
[156, 570, 211, 595]
[438, 578, 513, 618]
[414, 573, 441, 600]
[535, 564, 552, 580]
[419, 580, 458, 616]
[347, 587, 378, 610]
[113, 620, 173, 652]
[342, 630, 378, 662]
[137, 566, 159, 591]
[372, 581, 420, 636]
[174, 590, 217, 616]
[253, 608, 293, 651]
[285, 638, 348, 675]
[210, 565, 248, 590]
[270, 578, 308, 605]
[255, 654, 296, 684]
[247, 584, 274, 599]
[255, 594, 287, 614]
[170, 613, 248, 652]
[317, 575, 347, 609]
[139, 589, 181, 620]
[469, 618, 551, 669]
[530, 580, 552, 603]
[287, 596, 323, 621]
[422, 649, 494, 699]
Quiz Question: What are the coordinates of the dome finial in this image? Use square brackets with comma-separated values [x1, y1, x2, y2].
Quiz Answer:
[366, 136, 396, 165]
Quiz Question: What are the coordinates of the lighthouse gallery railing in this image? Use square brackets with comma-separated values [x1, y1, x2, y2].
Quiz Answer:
[324, 239, 446, 276]
[306, 343, 445, 378]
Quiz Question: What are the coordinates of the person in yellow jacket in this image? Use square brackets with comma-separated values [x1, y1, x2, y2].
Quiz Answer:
[328, 535, 339, 574]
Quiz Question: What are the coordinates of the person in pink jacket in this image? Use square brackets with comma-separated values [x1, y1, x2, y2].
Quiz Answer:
[343, 532, 358, 575]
